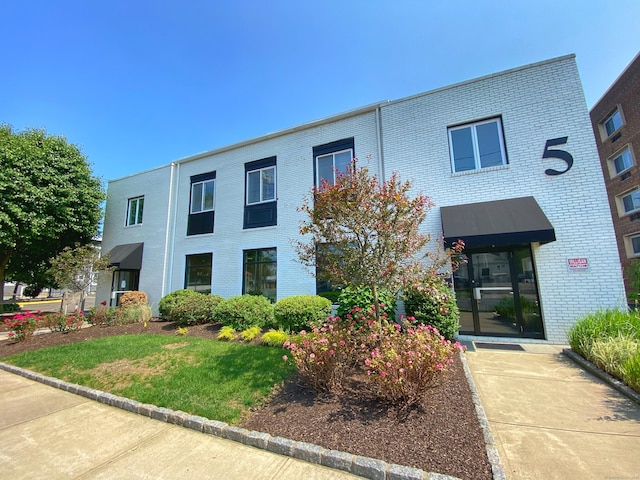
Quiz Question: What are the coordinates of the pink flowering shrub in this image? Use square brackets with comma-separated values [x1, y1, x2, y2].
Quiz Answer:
[40, 312, 85, 333]
[363, 321, 465, 405]
[4, 311, 40, 342]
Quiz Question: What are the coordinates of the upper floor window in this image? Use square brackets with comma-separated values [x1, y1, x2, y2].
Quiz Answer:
[624, 233, 640, 258]
[188, 171, 216, 236]
[126, 196, 144, 226]
[247, 166, 276, 205]
[313, 138, 355, 187]
[448, 118, 507, 173]
[191, 179, 215, 213]
[603, 108, 623, 138]
[611, 147, 634, 176]
[618, 188, 640, 216]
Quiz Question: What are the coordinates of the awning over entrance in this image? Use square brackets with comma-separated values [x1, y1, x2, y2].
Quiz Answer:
[107, 243, 144, 270]
[441, 196, 555, 249]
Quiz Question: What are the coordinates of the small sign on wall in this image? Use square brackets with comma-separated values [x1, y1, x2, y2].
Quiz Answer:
[567, 257, 589, 271]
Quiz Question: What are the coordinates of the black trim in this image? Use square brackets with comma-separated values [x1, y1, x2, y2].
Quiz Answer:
[108, 243, 144, 270]
[312, 137, 355, 186]
[188, 211, 214, 235]
[245, 156, 276, 172]
[244, 157, 277, 229]
[191, 171, 216, 183]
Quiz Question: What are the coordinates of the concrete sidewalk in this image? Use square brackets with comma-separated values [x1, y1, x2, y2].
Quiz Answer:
[465, 344, 640, 480]
[0, 369, 364, 480]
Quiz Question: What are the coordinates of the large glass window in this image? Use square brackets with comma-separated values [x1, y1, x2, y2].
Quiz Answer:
[448, 118, 507, 173]
[126, 196, 144, 226]
[604, 108, 623, 137]
[185, 253, 212, 293]
[316, 149, 353, 186]
[247, 166, 276, 205]
[191, 179, 215, 214]
[243, 248, 276, 301]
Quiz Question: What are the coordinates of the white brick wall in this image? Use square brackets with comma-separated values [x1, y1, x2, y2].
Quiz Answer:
[97, 55, 625, 343]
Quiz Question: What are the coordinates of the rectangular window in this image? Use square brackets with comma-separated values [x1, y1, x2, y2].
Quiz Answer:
[620, 189, 640, 215]
[313, 138, 355, 187]
[604, 108, 623, 137]
[247, 166, 276, 205]
[243, 248, 276, 301]
[126, 196, 144, 226]
[188, 171, 216, 235]
[184, 253, 212, 293]
[612, 147, 634, 175]
[191, 179, 215, 213]
[448, 118, 507, 173]
[623, 233, 640, 258]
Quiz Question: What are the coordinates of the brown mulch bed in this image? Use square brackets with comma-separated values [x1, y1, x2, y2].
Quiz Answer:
[0, 320, 492, 480]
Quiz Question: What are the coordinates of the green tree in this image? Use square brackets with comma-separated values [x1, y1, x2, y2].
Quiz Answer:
[295, 159, 463, 324]
[47, 243, 112, 293]
[0, 125, 104, 300]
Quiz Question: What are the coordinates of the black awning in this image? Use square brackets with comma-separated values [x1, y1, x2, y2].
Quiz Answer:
[441, 197, 555, 249]
[107, 243, 144, 270]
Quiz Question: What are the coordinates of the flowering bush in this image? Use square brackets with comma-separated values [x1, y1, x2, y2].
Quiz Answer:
[4, 311, 40, 342]
[363, 321, 465, 405]
[40, 312, 85, 333]
[403, 279, 460, 340]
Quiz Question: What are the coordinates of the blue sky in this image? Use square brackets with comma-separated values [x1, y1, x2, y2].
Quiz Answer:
[2, 1, 639, 185]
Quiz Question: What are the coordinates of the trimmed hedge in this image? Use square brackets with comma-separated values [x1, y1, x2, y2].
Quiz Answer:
[170, 293, 223, 326]
[214, 295, 274, 331]
[274, 295, 332, 332]
[158, 289, 199, 320]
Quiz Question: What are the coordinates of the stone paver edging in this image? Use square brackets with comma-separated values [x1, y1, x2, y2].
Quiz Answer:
[562, 348, 640, 405]
[458, 352, 507, 480]
[0, 361, 467, 480]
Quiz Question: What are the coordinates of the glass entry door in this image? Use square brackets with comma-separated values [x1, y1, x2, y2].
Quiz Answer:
[455, 247, 544, 338]
[110, 270, 140, 306]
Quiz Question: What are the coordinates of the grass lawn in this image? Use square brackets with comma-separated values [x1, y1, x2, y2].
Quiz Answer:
[3, 334, 295, 423]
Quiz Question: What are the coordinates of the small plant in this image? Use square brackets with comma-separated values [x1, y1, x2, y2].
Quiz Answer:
[176, 327, 188, 336]
[274, 295, 332, 332]
[589, 335, 639, 380]
[116, 304, 152, 325]
[261, 329, 290, 347]
[158, 289, 199, 320]
[217, 326, 236, 341]
[336, 286, 396, 321]
[40, 312, 85, 333]
[403, 279, 460, 340]
[214, 295, 275, 331]
[623, 354, 640, 392]
[241, 326, 261, 342]
[0, 302, 20, 313]
[169, 293, 223, 326]
[87, 304, 119, 326]
[4, 311, 40, 342]
[119, 290, 149, 307]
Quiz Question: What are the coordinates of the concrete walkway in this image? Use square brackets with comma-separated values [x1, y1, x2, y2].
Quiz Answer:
[0, 369, 363, 480]
[465, 344, 640, 480]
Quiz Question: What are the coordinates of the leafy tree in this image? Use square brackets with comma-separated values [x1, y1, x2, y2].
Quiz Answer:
[47, 243, 112, 293]
[295, 159, 463, 324]
[0, 125, 104, 300]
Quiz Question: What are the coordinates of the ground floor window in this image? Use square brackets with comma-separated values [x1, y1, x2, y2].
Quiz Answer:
[243, 248, 276, 301]
[185, 253, 212, 293]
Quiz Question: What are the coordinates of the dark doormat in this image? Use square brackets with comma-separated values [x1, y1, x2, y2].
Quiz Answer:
[474, 342, 525, 351]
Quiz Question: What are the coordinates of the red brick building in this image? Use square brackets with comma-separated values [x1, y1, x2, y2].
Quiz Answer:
[590, 52, 640, 299]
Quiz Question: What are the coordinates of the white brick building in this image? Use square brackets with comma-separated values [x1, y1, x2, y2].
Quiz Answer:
[96, 54, 626, 343]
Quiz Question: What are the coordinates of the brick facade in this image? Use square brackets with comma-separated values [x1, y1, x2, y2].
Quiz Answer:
[590, 52, 640, 297]
[97, 55, 626, 343]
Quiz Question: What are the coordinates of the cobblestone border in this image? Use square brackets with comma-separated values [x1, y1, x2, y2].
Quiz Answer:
[458, 351, 507, 480]
[0, 361, 463, 480]
[562, 349, 640, 405]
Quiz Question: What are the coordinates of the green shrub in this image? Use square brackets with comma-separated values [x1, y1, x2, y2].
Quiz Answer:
[623, 354, 640, 392]
[119, 291, 149, 307]
[0, 302, 20, 313]
[40, 312, 84, 333]
[169, 294, 223, 326]
[158, 289, 199, 320]
[261, 328, 290, 347]
[241, 326, 261, 342]
[403, 280, 460, 340]
[214, 295, 274, 331]
[116, 304, 152, 325]
[568, 309, 640, 358]
[589, 335, 639, 379]
[87, 305, 119, 325]
[274, 295, 332, 332]
[217, 325, 236, 341]
[336, 286, 396, 320]
[317, 290, 341, 304]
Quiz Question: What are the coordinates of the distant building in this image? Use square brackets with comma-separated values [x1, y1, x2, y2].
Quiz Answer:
[590, 52, 640, 299]
[97, 54, 625, 343]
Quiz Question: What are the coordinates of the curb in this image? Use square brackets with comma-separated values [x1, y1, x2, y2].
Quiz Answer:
[0, 362, 462, 480]
[458, 351, 507, 480]
[562, 349, 640, 405]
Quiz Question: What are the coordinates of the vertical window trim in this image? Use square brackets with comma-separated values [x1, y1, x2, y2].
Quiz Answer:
[125, 196, 144, 226]
[190, 178, 216, 214]
[448, 117, 507, 173]
[246, 165, 276, 205]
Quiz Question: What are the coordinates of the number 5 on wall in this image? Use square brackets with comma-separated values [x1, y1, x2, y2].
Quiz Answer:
[542, 137, 573, 175]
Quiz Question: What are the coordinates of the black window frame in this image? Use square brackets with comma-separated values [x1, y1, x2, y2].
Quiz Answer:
[188, 171, 216, 236]
[126, 196, 144, 226]
[244, 157, 277, 229]
[242, 247, 277, 301]
[184, 252, 213, 294]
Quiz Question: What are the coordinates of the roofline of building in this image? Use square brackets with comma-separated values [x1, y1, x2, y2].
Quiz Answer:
[108, 54, 576, 184]
[589, 51, 640, 112]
